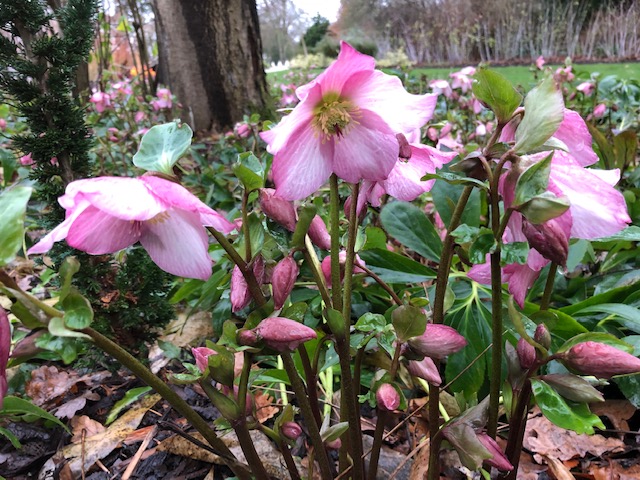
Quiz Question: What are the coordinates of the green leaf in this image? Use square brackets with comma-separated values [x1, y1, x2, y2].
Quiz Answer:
[48, 317, 90, 339]
[422, 171, 487, 190]
[431, 176, 482, 228]
[380, 202, 442, 261]
[614, 373, 640, 408]
[0, 425, 21, 449]
[0, 186, 31, 267]
[133, 121, 193, 174]
[392, 305, 427, 342]
[531, 379, 604, 434]
[502, 242, 529, 264]
[613, 130, 637, 171]
[514, 153, 553, 207]
[518, 192, 570, 224]
[472, 68, 522, 124]
[575, 303, 640, 333]
[355, 313, 387, 333]
[514, 76, 565, 154]
[358, 249, 436, 284]
[233, 152, 264, 192]
[593, 226, 640, 242]
[291, 205, 316, 247]
[207, 345, 236, 387]
[320, 421, 349, 442]
[587, 123, 615, 169]
[158, 339, 182, 359]
[58, 257, 80, 302]
[363, 226, 387, 250]
[1, 396, 69, 432]
[469, 229, 496, 264]
[61, 293, 94, 329]
[105, 387, 152, 425]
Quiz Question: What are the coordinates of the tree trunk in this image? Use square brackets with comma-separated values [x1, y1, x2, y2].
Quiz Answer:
[153, 0, 272, 133]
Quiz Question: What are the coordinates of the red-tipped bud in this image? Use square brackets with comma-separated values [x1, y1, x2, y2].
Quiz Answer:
[534, 324, 551, 350]
[376, 383, 400, 411]
[396, 133, 412, 159]
[254, 317, 317, 352]
[407, 324, 467, 359]
[281, 421, 303, 440]
[272, 256, 299, 309]
[230, 265, 252, 312]
[321, 251, 367, 287]
[0, 307, 10, 409]
[516, 338, 536, 369]
[522, 218, 569, 266]
[562, 341, 640, 379]
[259, 188, 297, 231]
[307, 215, 332, 250]
[192, 347, 217, 373]
[477, 433, 513, 471]
[407, 357, 442, 386]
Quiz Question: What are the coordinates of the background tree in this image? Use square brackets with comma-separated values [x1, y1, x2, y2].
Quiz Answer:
[303, 15, 330, 50]
[258, 0, 306, 63]
[153, 0, 272, 133]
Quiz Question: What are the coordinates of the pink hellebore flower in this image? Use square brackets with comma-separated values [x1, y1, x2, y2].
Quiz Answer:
[260, 41, 437, 200]
[450, 66, 476, 92]
[468, 109, 630, 307]
[134, 111, 146, 123]
[89, 91, 111, 113]
[576, 81, 595, 97]
[19, 153, 34, 166]
[27, 175, 235, 280]
[477, 433, 514, 471]
[192, 347, 217, 373]
[562, 341, 640, 379]
[535, 55, 546, 70]
[0, 118, 7, 131]
[152, 88, 173, 111]
[593, 103, 607, 118]
[321, 251, 366, 286]
[0, 307, 10, 409]
[430, 79, 453, 98]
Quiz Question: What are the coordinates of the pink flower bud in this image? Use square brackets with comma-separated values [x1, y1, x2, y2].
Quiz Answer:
[321, 251, 367, 287]
[396, 133, 412, 159]
[534, 324, 551, 349]
[281, 421, 303, 440]
[237, 329, 260, 347]
[562, 341, 640, 379]
[134, 111, 145, 123]
[259, 188, 297, 231]
[19, 153, 34, 166]
[407, 357, 442, 386]
[192, 347, 217, 373]
[0, 307, 10, 409]
[407, 324, 467, 359]
[234, 122, 251, 138]
[593, 103, 607, 118]
[307, 215, 331, 250]
[272, 256, 299, 309]
[376, 383, 400, 411]
[576, 82, 595, 97]
[0, 118, 6, 131]
[516, 338, 536, 369]
[254, 317, 316, 352]
[230, 265, 252, 312]
[325, 438, 342, 449]
[10, 330, 45, 359]
[252, 255, 265, 285]
[535, 55, 545, 70]
[477, 433, 513, 471]
[522, 218, 569, 266]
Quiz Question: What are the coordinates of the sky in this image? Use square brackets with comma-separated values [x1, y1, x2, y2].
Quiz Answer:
[292, 0, 341, 23]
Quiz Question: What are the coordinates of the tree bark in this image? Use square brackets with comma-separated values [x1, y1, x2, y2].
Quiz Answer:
[153, 0, 272, 133]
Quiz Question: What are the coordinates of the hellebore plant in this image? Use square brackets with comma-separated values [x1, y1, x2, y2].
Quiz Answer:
[5, 44, 640, 480]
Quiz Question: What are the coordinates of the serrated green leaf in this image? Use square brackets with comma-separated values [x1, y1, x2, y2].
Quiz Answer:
[472, 68, 522, 124]
[531, 379, 604, 434]
[0, 186, 31, 267]
[381, 202, 442, 261]
[133, 121, 193, 174]
[514, 76, 564, 154]
[105, 386, 152, 425]
[469, 229, 495, 264]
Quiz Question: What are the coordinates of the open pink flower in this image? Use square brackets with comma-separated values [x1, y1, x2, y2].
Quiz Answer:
[450, 66, 476, 92]
[535, 56, 546, 70]
[89, 91, 111, 113]
[260, 41, 437, 200]
[151, 88, 173, 111]
[27, 175, 235, 280]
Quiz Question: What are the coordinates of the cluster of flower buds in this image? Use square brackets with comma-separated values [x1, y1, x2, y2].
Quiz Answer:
[238, 317, 317, 353]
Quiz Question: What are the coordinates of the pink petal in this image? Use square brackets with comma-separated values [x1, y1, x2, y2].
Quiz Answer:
[553, 109, 598, 167]
[139, 209, 212, 280]
[504, 263, 541, 308]
[66, 206, 141, 254]
[272, 123, 334, 200]
[27, 200, 91, 255]
[550, 152, 630, 238]
[332, 110, 398, 183]
[467, 261, 491, 285]
[345, 70, 437, 133]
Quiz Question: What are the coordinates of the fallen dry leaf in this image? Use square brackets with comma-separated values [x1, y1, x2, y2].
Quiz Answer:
[543, 455, 575, 480]
[70, 415, 106, 443]
[253, 390, 279, 424]
[54, 391, 100, 419]
[588, 458, 640, 480]
[25, 365, 110, 407]
[591, 400, 636, 434]
[523, 408, 625, 463]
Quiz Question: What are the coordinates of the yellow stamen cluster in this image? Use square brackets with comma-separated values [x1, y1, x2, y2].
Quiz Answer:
[312, 92, 360, 141]
[147, 211, 171, 225]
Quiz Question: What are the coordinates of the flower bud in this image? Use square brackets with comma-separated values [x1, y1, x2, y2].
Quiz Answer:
[321, 251, 366, 287]
[272, 256, 299, 309]
[281, 421, 303, 440]
[396, 133, 412, 159]
[0, 307, 9, 409]
[252, 255, 265, 285]
[593, 103, 606, 118]
[192, 347, 216, 373]
[237, 328, 260, 347]
[254, 317, 317, 352]
[540, 374, 604, 403]
[562, 341, 640, 379]
[259, 188, 297, 231]
[10, 330, 45, 359]
[0, 118, 6, 131]
[307, 215, 331, 250]
[376, 383, 400, 411]
[230, 265, 251, 312]
[407, 324, 467, 359]
[325, 438, 342, 450]
[522, 218, 569, 266]
[477, 433, 513, 471]
[516, 338, 536, 369]
[407, 357, 442, 386]
[533, 324, 551, 350]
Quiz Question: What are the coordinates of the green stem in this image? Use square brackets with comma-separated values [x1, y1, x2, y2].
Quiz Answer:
[281, 352, 334, 479]
[367, 343, 402, 479]
[241, 190, 252, 261]
[303, 236, 332, 307]
[207, 226, 266, 307]
[342, 182, 360, 324]
[298, 346, 323, 428]
[330, 174, 342, 312]
[503, 379, 532, 480]
[82, 327, 251, 479]
[428, 185, 474, 480]
[540, 263, 558, 311]
[278, 439, 303, 480]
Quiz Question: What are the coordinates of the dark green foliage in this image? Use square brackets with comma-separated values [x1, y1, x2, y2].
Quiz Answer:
[303, 15, 330, 49]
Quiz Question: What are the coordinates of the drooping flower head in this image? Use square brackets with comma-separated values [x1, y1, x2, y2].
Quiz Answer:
[260, 42, 437, 200]
[27, 175, 235, 280]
